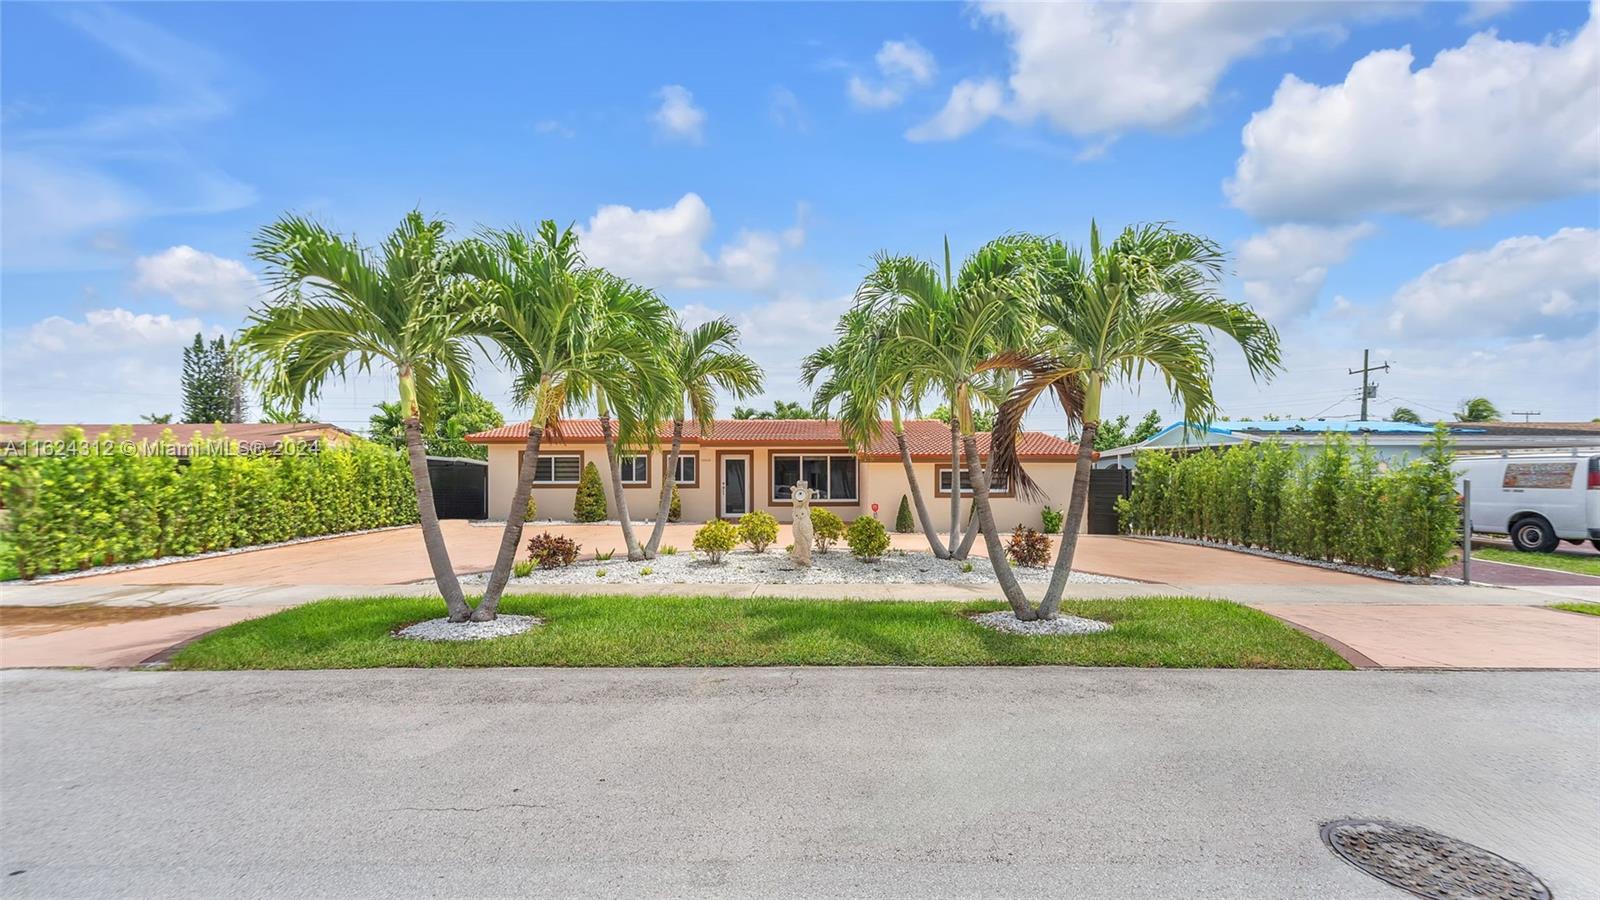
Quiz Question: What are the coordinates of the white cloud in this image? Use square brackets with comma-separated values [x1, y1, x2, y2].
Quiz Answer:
[911, 2, 1390, 141]
[769, 87, 808, 132]
[533, 119, 574, 138]
[905, 79, 1006, 142]
[848, 38, 937, 109]
[1461, 0, 1515, 25]
[651, 85, 706, 144]
[676, 293, 854, 408]
[1228, 8, 1599, 225]
[132, 246, 262, 312]
[576, 194, 805, 292]
[1386, 228, 1600, 338]
[1236, 222, 1377, 321]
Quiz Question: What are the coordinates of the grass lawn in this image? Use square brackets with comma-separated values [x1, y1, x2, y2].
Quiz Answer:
[1474, 546, 1600, 577]
[168, 594, 1350, 671]
[1549, 602, 1600, 617]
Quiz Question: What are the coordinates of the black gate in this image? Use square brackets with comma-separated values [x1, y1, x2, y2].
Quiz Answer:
[427, 457, 488, 520]
[1087, 466, 1132, 534]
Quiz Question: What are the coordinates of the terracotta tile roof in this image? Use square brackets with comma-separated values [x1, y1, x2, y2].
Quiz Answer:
[466, 418, 1084, 460]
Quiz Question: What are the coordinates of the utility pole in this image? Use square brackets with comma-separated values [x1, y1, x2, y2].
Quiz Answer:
[1348, 350, 1390, 421]
[1510, 410, 1541, 423]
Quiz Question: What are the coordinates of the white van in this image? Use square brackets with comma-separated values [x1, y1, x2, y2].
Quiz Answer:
[1456, 451, 1600, 552]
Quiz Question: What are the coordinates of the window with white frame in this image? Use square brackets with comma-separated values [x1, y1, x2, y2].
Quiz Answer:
[523, 453, 582, 484]
[670, 453, 697, 485]
[619, 454, 649, 484]
[937, 465, 1009, 495]
[771, 454, 858, 501]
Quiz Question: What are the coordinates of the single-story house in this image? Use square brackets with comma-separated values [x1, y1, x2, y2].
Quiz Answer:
[1094, 419, 1600, 468]
[0, 422, 355, 456]
[465, 418, 1086, 527]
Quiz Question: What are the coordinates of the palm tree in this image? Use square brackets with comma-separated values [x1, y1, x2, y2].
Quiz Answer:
[580, 272, 674, 561]
[803, 304, 947, 558]
[1390, 406, 1423, 424]
[1455, 397, 1500, 422]
[456, 222, 671, 619]
[642, 318, 763, 558]
[858, 237, 1040, 617]
[992, 222, 1282, 620]
[240, 211, 484, 622]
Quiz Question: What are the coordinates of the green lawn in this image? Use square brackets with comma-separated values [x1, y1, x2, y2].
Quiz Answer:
[1474, 546, 1600, 577]
[1550, 602, 1600, 617]
[168, 594, 1350, 671]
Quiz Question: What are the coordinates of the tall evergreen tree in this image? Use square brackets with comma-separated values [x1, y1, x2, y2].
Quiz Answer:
[180, 333, 247, 423]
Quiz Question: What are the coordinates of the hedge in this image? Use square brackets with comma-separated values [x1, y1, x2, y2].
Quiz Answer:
[0, 426, 418, 579]
[1117, 425, 1458, 577]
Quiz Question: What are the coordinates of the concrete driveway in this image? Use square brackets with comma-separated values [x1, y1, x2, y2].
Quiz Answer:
[2, 667, 1594, 899]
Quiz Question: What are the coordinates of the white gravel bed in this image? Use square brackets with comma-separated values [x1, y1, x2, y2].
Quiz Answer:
[19, 524, 416, 583]
[1130, 535, 1449, 584]
[394, 614, 543, 642]
[466, 549, 1133, 586]
[970, 611, 1113, 636]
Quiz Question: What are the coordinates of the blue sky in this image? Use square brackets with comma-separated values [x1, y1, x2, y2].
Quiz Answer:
[3, 1, 1596, 432]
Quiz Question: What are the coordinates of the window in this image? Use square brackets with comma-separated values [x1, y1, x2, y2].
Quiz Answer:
[668, 453, 697, 486]
[936, 465, 1009, 496]
[521, 452, 582, 484]
[619, 454, 649, 485]
[772, 454, 858, 501]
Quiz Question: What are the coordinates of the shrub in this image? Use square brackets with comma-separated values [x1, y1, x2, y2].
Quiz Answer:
[738, 510, 779, 552]
[512, 559, 535, 578]
[693, 519, 739, 563]
[1040, 505, 1064, 534]
[960, 561, 974, 574]
[596, 569, 607, 578]
[661, 545, 677, 555]
[810, 508, 845, 552]
[640, 567, 653, 576]
[894, 495, 915, 533]
[846, 516, 890, 561]
[524, 496, 538, 522]
[1120, 425, 1459, 577]
[668, 485, 682, 522]
[525, 532, 580, 569]
[0, 428, 418, 579]
[573, 461, 607, 522]
[595, 548, 615, 562]
[1006, 525, 1051, 567]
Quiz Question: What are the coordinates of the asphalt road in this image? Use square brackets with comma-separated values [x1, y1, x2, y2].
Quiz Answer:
[2, 668, 1596, 899]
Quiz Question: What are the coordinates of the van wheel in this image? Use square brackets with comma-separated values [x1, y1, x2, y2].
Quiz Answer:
[1592, 539, 1600, 552]
[1510, 517, 1558, 553]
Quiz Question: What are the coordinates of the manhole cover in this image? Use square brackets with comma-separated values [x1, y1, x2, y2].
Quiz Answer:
[1320, 819, 1551, 900]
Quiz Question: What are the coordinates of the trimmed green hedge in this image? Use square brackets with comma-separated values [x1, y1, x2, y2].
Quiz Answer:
[1, 426, 417, 578]
[1117, 426, 1458, 577]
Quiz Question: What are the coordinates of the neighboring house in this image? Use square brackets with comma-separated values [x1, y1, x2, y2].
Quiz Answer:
[0, 422, 354, 456]
[465, 418, 1086, 526]
[1094, 419, 1600, 468]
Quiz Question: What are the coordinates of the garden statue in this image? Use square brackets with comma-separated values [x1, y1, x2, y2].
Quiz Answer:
[790, 481, 813, 567]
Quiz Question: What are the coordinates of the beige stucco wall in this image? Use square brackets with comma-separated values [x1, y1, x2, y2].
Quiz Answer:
[483, 443, 1076, 533]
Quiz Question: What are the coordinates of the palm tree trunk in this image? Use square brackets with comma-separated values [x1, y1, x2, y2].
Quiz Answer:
[1037, 418, 1098, 620]
[947, 419, 962, 549]
[403, 417, 470, 622]
[896, 429, 947, 558]
[951, 451, 993, 560]
[599, 411, 643, 561]
[643, 418, 684, 558]
[475, 424, 543, 620]
[963, 433, 1035, 620]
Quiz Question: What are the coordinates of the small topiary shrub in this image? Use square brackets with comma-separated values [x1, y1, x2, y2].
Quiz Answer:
[693, 519, 739, 563]
[512, 559, 535, 578]
[739, 510, 779, 552]
[573, 461, 608, 522]
[894, 495, 915, 534]
[526, 531, 580, 569]
[846, 515, 890, 562]
[523, 495, 539, 522]
[640, 567, 653, 576]
[810, 508, 844, 552]
[668, 485, 682, 523]
[960, 561, 974, 573]
[1040, 505, 1063, 535]
[1006, 525, 1051, 567]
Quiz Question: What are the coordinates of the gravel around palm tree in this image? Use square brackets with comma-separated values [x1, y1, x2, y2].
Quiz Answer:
[240, 211, 486, 622]
[992, 221, 1282, 620]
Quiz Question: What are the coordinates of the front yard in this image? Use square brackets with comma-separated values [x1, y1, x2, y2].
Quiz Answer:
[167, 594, 1350, 670]
[1474, 546, 1600, 577]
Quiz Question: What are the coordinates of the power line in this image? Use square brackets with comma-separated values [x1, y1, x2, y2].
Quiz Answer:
[1347, 349, 1390, 422]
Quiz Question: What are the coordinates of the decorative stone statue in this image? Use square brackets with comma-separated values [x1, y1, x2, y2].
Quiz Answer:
[789, 481, 813, 567]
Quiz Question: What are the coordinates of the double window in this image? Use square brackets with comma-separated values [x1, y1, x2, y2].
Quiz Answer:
[619, 454, 649, 485]
[524, 453, 582, 485]
[668, 453, 698, 486]
[772, 454, 858, 501]
[936, 464, 1009, 496]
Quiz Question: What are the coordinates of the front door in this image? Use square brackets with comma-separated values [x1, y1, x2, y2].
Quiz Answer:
[721, 456, 750, 518]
